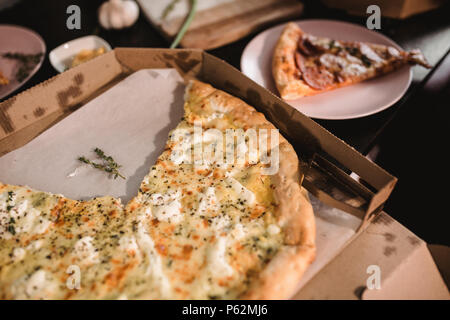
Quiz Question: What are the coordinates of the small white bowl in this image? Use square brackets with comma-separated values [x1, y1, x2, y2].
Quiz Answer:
[49, 35, 112, 73]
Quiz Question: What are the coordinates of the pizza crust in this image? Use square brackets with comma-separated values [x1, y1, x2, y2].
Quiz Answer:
[272, 22, 320, 100]
[186, 80, 316, 299]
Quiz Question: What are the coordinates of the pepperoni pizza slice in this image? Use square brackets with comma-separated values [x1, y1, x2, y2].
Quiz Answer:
[273, 23, 431, 100]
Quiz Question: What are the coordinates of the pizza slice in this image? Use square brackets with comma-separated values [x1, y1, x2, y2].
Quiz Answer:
[0, 184, 143, 299]
[0, 80, 315, 300]
[273, 22, 431, 100]
[126, 80, 315, 299]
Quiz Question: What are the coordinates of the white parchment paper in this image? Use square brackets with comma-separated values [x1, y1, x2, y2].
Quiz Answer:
[0, 69, 361, 293]
[0, 69, 185, 203]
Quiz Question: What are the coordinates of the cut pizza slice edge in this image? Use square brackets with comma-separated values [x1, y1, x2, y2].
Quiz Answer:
[273, 22, 431, 100]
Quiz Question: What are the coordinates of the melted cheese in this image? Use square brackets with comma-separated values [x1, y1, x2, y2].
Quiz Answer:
[119, 236, 140, 257]
[359, 43, 383, 64]
[152, 199, 182, 223]
[189, 236, 235, 299]
[196, 187, 218, 216]
[207, 236, 234, 278]
[267, 223, 281, 235]
[11, 270, 58, 300]
[210, 98, 229, 113]
[149, 191, 183, 224]
[1, 196, 51, 240]
[225, 176, 256, 206]
[319, 53, 368, 77]
[73, 236, 99, 265]
[12, 247, 26, 262]
[169, 127, 194, 165]
[135, 215, 172, 298]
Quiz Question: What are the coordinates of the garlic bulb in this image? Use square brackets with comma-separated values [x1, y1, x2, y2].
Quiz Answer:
[98, 0, 139, 30]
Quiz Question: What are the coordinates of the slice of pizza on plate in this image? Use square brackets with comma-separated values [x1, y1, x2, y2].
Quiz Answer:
[273, 22, 431, 100]
[0, 80, 315, 299]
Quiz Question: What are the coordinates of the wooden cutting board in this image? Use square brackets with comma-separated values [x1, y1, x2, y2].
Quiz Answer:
[138, 0, 304, 50]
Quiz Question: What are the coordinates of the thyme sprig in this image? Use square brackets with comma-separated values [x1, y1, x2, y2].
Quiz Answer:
[78, 147, 125, 180]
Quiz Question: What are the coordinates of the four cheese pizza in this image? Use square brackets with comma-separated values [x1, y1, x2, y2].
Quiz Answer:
[273, 22, 431, 100]
[0, 80, 315, 300]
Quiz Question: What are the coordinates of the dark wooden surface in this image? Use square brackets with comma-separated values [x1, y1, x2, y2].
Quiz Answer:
[1, 0, 449, 244]
[374, 51, 450, 246]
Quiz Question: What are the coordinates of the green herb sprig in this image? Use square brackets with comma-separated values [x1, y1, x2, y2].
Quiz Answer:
[161, 0, 181, 20]
[78, 147, 125, 180]
[170, 0, 197, 48]
[2, 52, 44, 82]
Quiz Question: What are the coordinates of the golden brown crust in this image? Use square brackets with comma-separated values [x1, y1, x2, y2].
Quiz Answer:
[272, 22, 318, 100]
[187, 80, 316, 299]
[241, 242, 315, 299]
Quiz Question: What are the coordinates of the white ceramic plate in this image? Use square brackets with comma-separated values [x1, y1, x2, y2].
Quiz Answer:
[49, 35, 112, 73]
[0, 25, 46, 100]
[241, 20, 413, 120]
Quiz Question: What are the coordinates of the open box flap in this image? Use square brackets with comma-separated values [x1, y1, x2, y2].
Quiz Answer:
[427, 244, 450, 290]
[362, 242, 449, 300]
[292, 212, 449, 299]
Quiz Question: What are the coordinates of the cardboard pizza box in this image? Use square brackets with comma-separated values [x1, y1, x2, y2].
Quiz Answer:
[294, 214, 449, 299]
[0, 48, 448, 299]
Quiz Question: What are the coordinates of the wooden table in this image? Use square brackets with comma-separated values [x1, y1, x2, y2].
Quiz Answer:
[1, 0, 449, 244]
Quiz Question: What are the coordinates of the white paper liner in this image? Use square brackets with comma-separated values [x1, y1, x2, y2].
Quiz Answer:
[0, 69, 185, 203]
